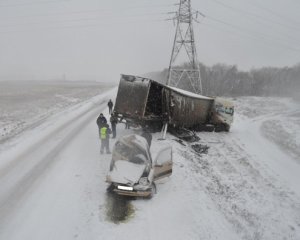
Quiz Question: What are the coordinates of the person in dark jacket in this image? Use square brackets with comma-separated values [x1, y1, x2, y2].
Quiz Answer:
[100, 123, 111, 154]
[110, 113, 118, 138]
[141, 127, 152, 147]
[97, 113, 107, 138]
[125, 120, 130, 129]
[97, 113, 107, 128]
[108, 100, 113, 114]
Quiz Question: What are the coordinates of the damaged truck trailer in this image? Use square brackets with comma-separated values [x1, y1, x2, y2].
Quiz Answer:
[114, 74, 234, 132]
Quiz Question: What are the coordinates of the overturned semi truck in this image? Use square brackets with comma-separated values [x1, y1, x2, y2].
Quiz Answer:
[114, 74, 234, 132]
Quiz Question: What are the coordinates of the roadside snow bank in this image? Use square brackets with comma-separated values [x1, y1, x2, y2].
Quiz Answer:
[261, 119, 300, 161]
[233, 96, 300, 162]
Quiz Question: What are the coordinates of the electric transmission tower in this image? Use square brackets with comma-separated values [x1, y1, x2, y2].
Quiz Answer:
[167, 0, 203, 94]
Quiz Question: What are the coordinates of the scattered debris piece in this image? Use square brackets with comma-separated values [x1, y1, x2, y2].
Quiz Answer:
[173, 139, 186, 146]
[191, 144, 209, 155]
[169, 127, 200, 142]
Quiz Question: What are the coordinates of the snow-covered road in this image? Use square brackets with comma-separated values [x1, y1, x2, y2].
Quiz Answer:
[0, 92, 300, 240]
[0, 89, 117, 239]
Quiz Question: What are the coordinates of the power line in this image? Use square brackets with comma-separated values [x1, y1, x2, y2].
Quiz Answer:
[0, 2, 171, 29]
[199, 22, 299, 57]
[210, 0, 300, 32]
[209, 0, 300, 46]
[0, 18, 166, 35]
[0, 12, 166, 28]
[1, 0, 299, 56]
[0, 0, 72, 8]
[204, 14, 300, 52]
[251, 0, 300, 26]
[3, 0, 297, 47]
[0, 8, 166, 20]
[0, 1, 171, 9]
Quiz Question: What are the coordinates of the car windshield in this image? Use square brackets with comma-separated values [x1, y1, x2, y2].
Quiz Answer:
[113, 141, 148, 165]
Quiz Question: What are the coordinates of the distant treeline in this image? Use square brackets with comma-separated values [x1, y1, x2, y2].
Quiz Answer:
[146, 63, 300, 99]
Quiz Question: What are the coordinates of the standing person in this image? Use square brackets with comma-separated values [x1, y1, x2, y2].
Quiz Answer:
[100, 123, 111, 154]
[96, 113, 107, 137]
[125, 120, 130, 129]
[108, 99, 113, 114]
[141, 127, 152, 147]
[110, 113, 118, 138]
[97, 113, 107, 128]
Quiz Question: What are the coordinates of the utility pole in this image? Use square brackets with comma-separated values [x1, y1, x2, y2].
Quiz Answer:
[167, 0, 203, 94]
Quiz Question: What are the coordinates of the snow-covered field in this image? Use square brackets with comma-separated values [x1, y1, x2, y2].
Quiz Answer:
[0, 84, 300, 240]
[0, 80, 113, 149]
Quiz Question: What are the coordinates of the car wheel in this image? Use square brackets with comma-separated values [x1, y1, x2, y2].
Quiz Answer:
[148, 183, 157, 199]
[106, 184, 114, 193]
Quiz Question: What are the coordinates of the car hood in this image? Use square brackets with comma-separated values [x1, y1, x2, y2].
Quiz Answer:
[107, 160, 146, 186]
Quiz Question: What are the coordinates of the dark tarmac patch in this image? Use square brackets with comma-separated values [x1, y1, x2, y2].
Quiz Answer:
[105, 192, 135, 224]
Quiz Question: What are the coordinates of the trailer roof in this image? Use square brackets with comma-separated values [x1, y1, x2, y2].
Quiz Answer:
[121, 74, 214, 101]
[167, 86, 214, 100]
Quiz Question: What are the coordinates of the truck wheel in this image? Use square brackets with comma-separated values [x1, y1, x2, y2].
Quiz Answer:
[215, 124, 227, 132]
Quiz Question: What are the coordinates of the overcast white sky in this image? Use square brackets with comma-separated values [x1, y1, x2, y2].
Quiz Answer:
[0, 0, 299, 82]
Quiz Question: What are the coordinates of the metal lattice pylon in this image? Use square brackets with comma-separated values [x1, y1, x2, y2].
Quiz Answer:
[166, 0, 202, 94]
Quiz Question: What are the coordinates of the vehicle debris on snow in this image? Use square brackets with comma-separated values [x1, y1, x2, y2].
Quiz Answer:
[169, 127, 200, 142]
[191, 144, 210, 155]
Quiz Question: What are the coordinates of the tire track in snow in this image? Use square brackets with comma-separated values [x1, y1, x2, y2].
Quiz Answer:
[170, 141, 240, 240]
[175, 130, 300, 240]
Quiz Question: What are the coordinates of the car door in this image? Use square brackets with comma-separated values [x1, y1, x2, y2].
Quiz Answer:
[153, 146, 173, 181]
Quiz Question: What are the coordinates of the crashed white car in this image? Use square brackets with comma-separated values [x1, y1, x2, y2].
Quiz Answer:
[106, 134, 173, 198]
